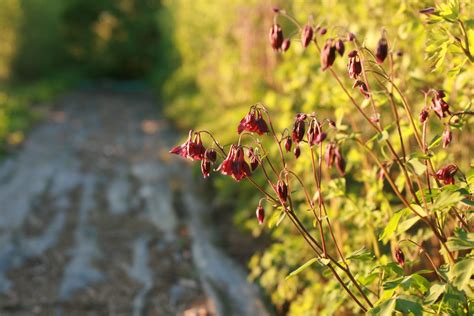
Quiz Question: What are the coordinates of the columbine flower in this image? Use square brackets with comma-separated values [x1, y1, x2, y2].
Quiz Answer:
[335, 39, 345, 56]
[237, 108, 269, 135]
[394, 248, 405, 266]
[353, 80, 370, 99]
[217, 145, 251, 181]
[348, 50, 362, 79]
[247, 147, 259, 171]
[375, 36, 388, 64]
[201, 160, 211, 178]
[256, 204, 265, 225]
[291, 115, 306, 143]
[431, 90, 451, 119]
[321, 39, 336, 71]
[435, 164, 457, 185]
[307, 120, 326, 146]
[205, 148, 217, 163]
[442, 126, 452, 148]
[334, 147, 346, 176]
[284, 137, 292, 152]
[419, 108, 429, 123]
[294, 145, 301, 159]
[170, 130, 205, 160]
[281, 38, 291, 52]
[325, 142, 336, 167]
[301, 24, 313, 48]
[276, 180, 288, 202]
[269, 24, 284, 50]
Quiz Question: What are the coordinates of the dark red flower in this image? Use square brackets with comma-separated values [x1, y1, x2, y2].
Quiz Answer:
[284, 137, 292, 152]
[419, 108, 429, 123]
[442, 126, 452, 148]
[325, 142, 336, 167]
[292, 120, 306, 143]
[353, 80, 370, 99]
[334, 147, 346, 176]
[335, 39, 345, 56]
[205, 148, 217, 163]
[201, 160, 211, 178]
[321, 39, 336, 71]
[347, 32, 356, 42]
[435, 164, 457, 185]
[294, 145, 301, 159]
[301, 24, 314, 48]
[276, 180, 288, 202]
[281, 38, 291, 52]
[237, 109, 269, 135]
[375, 36, 388, 64]
[431, 92, 451, 119]
[256, 204, 265, 225]
[217, 145, 251, 181]
[348, 50, 362, 79]
[394, 248, 405, 266]
[307, 121, 326, 146]
[170, 130, 205, 160]
[247, 147, 259, 171]
[269, 24, 284, 50]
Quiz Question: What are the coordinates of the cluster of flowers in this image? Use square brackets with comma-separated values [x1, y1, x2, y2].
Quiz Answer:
[420, 90, 453, 148]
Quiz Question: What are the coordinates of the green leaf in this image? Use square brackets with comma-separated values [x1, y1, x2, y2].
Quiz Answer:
[395, 297, 423, 316]
[432, 190, 463, 212]
[380, 208, 409, 244]
[407, 158, 427, 176]
[285, 258, 318, 280]
[446, 229, 474, 251]
[346, 247, 374, 261]
[398, 215, 421, 234]
[367, 298, 396, 316]
[449, 256, 474, 291]
[425, 283, 446, 304]
[428, 134, 442, 149]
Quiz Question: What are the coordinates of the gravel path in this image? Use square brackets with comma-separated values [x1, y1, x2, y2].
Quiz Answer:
[0, 88, 269, 316]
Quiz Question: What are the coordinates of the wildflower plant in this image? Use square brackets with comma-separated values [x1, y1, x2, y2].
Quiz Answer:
[170, 4, 473, 315]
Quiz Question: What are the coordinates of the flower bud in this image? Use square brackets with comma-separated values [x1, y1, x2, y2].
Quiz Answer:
[269, 24, 284, 50]
[284, 137, 292, 152]
[301, 24, 314, 48]
[335, 39, 345, 56]
[247, 148, 259, 171]
[294, 145, 301, 159]
[375, 36, 388, 64]
[442, 126, 452, 148]
[277, 180, 288, 202]
[281, 38, 291, 52]
[353, 80, 370, 99]
[394, 248, 405, 266]
[347, 32, 356, 42]
[256, 205, 265, 225]
[319, 27, 327, 35]
[320, 39, 336, 71]
[419, 108, 429, 123]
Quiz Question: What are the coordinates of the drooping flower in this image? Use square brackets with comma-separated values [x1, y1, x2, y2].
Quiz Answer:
[334, 147, 346, 176]
[291, 118, 306, 143]
[375, 36, 388, 64]
[347, 32, 356, 42]
[431, 91, 451, 119]
[237, 108, 269, 135]
[276, 180, 288, 202]
[301, 24, 314, 48]
[442, 126, 452, 148]
[335, 39, 345, 56]
[419, 108, 429, 123]
[216, 145, 251, 181]
[307, 120, 326, 146]
[321, 39, 336, 71]
[294, 144, 301, 159]
[281, 38, 291, 52]
[347, 50, 362, 79]
[394, 248, 405, 266]
[353, 80, 370, 99]
[435, 164, 457, 185]
[284, 137, 292, 152]
[247, 147, 259, 171]
[170, 130, 205, 160]
[256, 204, 265, 225]
[205, 148, 217, 163]
[325, 142, 336, 167]
[269, 24, 284, 50]
[201, 160, 211, 178]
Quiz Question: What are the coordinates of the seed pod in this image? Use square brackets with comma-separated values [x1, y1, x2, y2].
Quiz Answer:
[269, 24, 284, 50]
[301, 24, 314, 48]
[256, 205, 265, 225]
[335, 39, 345, 56]
[375, 36, 388, 64]
[394, 248, 405, 266]
[320, 39, 336, 71]
[281, 38, 291, 52]
[284, 137, 292, 152]
[419, 108, 429, 123]
[294, 145, 301, 159]
[442, 126, 452, 148]
[277, 180, 288, 202]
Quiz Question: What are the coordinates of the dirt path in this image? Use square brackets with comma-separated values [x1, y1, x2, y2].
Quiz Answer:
[0, 88, 268, 316]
